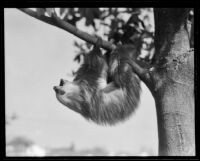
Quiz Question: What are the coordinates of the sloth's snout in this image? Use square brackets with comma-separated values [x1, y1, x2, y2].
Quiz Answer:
[53, 86, 65, 95]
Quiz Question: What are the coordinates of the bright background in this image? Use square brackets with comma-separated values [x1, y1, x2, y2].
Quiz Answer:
[5, 8, 158, 155]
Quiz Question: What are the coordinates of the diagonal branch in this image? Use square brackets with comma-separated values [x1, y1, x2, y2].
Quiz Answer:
[17, 8, 116, 51]
[17, 8, 152, 87]
[121, 58, 152, 85]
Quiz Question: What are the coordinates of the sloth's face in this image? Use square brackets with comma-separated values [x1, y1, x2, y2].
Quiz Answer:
[54, 79, 82, 114]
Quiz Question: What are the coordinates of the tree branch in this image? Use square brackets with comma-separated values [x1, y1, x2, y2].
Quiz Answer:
[17, 8, 116, 51]
[121, 57, 152, 86]
[17, 8, 154, 89]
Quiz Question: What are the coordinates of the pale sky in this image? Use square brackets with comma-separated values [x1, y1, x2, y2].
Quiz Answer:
[5, 8, 158, 155]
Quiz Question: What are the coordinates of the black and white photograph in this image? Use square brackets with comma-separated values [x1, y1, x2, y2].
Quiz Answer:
[4, 7, 195, 157]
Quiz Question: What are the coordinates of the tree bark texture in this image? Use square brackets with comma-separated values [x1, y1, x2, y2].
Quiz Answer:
[153, 8, 195, 155]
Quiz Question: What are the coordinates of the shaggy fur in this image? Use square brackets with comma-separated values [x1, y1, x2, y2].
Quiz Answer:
[54, 45, 141, 125]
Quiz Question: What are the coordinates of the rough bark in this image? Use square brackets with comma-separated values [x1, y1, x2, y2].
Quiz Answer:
[152, 8, 195, 155]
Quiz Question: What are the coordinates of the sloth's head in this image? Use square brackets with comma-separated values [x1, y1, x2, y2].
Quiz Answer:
[53, 79, 83, 114]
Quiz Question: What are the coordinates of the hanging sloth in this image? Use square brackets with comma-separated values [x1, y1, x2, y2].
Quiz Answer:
[53, 44, 141, 125]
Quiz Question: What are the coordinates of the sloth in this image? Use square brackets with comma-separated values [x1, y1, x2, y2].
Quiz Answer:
[54, 45, 141, 125]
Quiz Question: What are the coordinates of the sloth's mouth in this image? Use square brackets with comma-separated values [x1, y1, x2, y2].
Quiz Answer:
[53, 86, 65, 95]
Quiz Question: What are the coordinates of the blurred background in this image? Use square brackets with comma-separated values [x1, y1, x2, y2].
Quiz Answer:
[5, 8, 158, 156]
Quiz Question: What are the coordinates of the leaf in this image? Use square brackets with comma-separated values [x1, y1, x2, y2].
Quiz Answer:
[79, 8, 101, 27]
[46, 8, 54, 17]
[60, 8, 66, 15]
[36, 8, 46, 16]
[67, 16, 81, 26]
[62, 8, 81, 26]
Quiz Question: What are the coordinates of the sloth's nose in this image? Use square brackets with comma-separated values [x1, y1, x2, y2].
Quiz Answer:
[53, 86, 65, 95]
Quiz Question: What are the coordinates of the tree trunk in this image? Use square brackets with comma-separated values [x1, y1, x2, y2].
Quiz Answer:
[153, 9, 195, 155]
